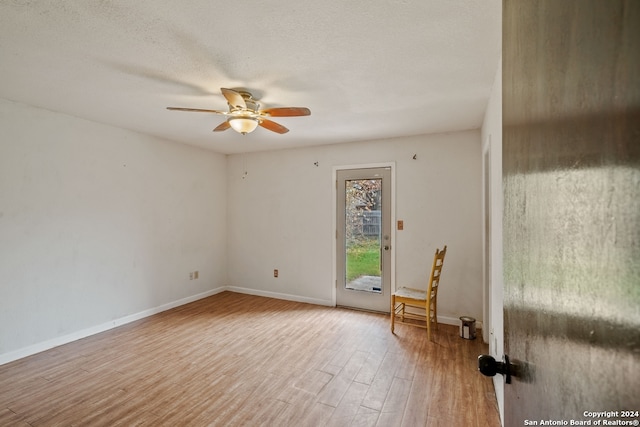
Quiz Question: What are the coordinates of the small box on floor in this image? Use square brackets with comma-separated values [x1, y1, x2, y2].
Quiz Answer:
[459, 316, 476, 340]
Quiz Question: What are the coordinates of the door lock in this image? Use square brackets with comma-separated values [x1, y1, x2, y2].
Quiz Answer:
[478, 354, 517, 384]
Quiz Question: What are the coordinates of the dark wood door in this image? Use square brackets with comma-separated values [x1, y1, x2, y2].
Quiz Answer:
[502, 1, 640, 425]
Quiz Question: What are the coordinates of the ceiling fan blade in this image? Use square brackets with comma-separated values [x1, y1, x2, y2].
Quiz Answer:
[167, 107, 227, 114]
[259, 119, 289, 134]
[260, 107, 311, 117]
[213, 121, 231, 132]
[221, 88, 246, 109]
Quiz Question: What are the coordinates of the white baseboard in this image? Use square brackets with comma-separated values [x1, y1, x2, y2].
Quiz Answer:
[437, 315, 462, 327]
[227, 287, 484, 332]
[1, 286, 481, 366]
[437, 315, 483, 330]
[0, 287, 227, 366]
[225, 286, 334, 307]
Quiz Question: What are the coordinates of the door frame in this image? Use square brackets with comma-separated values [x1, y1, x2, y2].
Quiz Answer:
[482, 140, 492, 344]
[483, 123, 505, 425]
[332, 162, 396, 308]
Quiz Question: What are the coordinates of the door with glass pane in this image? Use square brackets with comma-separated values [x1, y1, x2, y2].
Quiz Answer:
[336, 167, 391, 312]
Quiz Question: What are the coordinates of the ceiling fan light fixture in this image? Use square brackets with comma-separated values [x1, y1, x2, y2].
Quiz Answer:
[228, 117, 259, 135]
[167, 88, 309, 136]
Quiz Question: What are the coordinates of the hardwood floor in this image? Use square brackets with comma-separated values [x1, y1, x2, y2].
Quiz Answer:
[0, 292, 500, 426]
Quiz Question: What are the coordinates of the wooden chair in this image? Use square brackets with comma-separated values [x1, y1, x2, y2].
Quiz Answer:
[391, 245, 447, 340]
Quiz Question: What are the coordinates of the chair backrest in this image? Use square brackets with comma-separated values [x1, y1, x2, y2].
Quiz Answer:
[427, 245, 447, 298]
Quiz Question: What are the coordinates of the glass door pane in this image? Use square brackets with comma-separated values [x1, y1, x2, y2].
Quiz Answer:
[345, 178, 382, 293]
[336, 167, 391, 313]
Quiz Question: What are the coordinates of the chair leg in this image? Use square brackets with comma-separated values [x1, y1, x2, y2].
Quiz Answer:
[426, 305, 431, 340]
[391, 295, 396, 333]
[390, 295, 395, 333]
[433, 305, 438, 331]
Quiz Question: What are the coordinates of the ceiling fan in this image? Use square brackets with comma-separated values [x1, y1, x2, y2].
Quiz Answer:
[167, 88, 311, 135]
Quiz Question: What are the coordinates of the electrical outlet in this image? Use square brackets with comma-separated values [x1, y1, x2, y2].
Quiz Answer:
[194, 271, 199, 279]
[397, 220, 404, 230]
[274, 269, 278, 278]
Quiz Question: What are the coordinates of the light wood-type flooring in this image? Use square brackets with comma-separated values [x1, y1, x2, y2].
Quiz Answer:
[0, 291, 500, 426]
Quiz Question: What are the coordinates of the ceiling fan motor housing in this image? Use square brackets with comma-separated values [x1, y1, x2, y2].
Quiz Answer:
[231, 91, 259, 111]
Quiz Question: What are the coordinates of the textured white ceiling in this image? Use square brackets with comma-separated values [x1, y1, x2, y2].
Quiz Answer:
[0, 1, 501, 154]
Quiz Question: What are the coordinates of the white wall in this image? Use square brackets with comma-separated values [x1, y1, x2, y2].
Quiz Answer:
[0, 98, 485, 364]
[226, 131, 484, 324]
[481, 61, 504, 425]
[0, 99, 228, 363]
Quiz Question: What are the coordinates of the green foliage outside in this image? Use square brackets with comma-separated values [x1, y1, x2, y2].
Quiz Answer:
[346, 239, 381, 282]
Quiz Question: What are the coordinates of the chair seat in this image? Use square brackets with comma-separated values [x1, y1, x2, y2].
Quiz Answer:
[393, 287, 427, 301]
